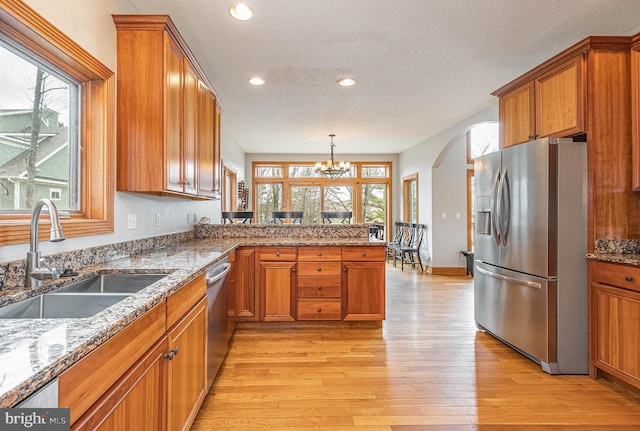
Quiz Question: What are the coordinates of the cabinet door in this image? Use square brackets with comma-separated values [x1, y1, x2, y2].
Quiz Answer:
[260, 261, 296, 321]
[182, 60, 198, 195]
[535, 55, 584, 139]
[342, 261, 385, 321]
[236, 247, 258, 321]
[632, 46, 640, 191]
[167, 298, 207, 431]
[499, 81, 535, 148]
[164, 33, 184, 193]
[197, 81, 216, 197]
[72, 338, 168, 431]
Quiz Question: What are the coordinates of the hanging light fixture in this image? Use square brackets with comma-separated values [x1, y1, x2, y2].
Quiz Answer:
[315, 134, 350, 180]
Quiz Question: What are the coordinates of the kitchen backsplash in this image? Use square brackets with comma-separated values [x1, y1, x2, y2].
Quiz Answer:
[1, 223, 372, 296]
[593, 239, 640, 254]
[0, 231, 194, 295]
[194, 223, 370, 239]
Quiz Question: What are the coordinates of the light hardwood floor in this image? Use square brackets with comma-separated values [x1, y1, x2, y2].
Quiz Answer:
[192, 264, 640, 430]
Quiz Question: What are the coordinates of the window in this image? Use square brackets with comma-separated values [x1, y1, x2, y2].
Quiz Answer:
[222, 163, 237, 211]
[252, 161, 391, 229]
[49, 188, 62, 201]
[467, 122, 499, 163]
[0, 39, 80, 212]
[0, 1, 114, 245]
[402, 173, 418, 223]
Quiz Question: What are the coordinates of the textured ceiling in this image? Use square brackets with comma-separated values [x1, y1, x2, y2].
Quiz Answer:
[127, 0, 640, 155]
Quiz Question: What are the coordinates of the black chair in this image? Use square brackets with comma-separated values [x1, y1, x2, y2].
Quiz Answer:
[386, 222, 405, 263]
[392, 223, 426, 271]
[272, 211, 303, 224]
[221, 211, 254, 224]
[321, 211, 352, 224]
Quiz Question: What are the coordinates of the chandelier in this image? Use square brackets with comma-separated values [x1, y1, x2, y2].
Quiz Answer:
[315, 134, 350, 180]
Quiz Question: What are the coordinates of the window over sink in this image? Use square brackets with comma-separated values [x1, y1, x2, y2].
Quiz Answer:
[0, 0, 115, 246]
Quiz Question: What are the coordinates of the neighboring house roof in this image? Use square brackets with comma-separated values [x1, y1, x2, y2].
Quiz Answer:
[0, 126, 68, 178]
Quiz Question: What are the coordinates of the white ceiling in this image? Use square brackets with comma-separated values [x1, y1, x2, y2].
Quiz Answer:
[127, 0, 640, 155]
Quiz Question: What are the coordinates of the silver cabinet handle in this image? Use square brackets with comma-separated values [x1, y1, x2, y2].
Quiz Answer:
[276, 251, 280, 257]
[476, 266, 541, 289]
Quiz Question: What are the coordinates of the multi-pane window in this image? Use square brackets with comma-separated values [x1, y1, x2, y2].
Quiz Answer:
[0, 39, 80, 212]
[252, 162, 391, 235]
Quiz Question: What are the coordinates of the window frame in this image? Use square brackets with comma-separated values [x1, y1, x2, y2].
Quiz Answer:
[252, 161, 391, 229]
[0, 0, 115, 246]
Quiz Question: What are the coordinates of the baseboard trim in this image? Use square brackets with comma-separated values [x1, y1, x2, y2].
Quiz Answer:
[428, 266, 467, 275]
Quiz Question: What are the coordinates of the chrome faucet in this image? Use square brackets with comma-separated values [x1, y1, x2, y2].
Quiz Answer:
[25, 198, 66, 288]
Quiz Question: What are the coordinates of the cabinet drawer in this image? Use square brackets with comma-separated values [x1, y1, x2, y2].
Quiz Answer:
[297, 261, 341, 276]
[298, 277, 341, 298]
[342, 246, 386, 261]
[298, 247, 341, 261]
[591, 260, 640, 293]
[260, 247, 297, 261]
[167, 274, 206, 328]
[297, 299, 341, 320]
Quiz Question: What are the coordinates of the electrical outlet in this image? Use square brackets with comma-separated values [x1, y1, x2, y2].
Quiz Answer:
[187, 214, 191, 224]
[456, 212, 461, 219]
[127, 213, 137, 230]
[155, 212, 160, 226]
[441, 212, 447, 219]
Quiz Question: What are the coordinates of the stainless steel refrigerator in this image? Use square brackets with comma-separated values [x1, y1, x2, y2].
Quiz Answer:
[473, 137, 588, 374]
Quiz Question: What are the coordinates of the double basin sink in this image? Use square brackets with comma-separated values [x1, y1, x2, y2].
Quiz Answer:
[0, 273, 168, 319]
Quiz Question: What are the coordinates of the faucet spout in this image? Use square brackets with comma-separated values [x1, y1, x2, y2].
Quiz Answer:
[26, 198, 66, 288]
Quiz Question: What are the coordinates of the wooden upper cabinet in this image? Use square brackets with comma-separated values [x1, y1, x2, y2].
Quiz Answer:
[165, 34, 184, 193]
[495, 54, 584, 148]
[499, 81, 535, 148]
[535, 56, 584, 139]
[183, 60, 199, 195]
[197, 81, 217, 197]
[113, 15, 220, 200]
[632, 37, 640, 191]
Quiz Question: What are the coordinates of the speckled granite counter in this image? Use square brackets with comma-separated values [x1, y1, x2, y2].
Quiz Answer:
[0, 233, 383, 407]
[587, 239, 640, 267]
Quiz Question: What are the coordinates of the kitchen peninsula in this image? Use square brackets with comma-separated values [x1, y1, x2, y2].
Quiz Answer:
[0, 223, 385, 427]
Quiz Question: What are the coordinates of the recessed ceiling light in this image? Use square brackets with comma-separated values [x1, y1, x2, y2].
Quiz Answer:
[229, 4, 253, 21]
[249, 77, 265, 86]
[337, 78, 356, 87]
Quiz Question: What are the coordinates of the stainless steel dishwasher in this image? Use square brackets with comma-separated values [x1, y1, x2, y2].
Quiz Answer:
[205, 258, 232, 389]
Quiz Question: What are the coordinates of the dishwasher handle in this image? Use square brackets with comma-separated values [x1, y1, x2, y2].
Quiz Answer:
[206, 263, 232, 284]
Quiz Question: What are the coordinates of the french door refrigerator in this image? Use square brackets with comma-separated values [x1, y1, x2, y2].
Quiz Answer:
[473, 137, 588, 374]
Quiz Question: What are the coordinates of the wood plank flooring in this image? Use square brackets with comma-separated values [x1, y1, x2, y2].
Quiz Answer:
[192, 264, 640, 430]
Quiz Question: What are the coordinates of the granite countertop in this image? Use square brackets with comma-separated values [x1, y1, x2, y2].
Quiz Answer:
[0, 236, 383, 407]
[586, 239, 640, 267]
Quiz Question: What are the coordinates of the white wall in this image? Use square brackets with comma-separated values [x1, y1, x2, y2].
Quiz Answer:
[1, 0, 245, 262]
[397, 103, 498, 269]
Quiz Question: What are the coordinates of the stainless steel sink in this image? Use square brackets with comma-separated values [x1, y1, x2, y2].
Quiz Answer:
[0, 293, 130, 319]
[0, 273, 168, 319]
[54, 273, 168, 294]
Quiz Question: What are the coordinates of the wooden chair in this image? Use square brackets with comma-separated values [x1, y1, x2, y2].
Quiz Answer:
[392, 223, 426, 271]
[221, 211, 254, 224]
[320, 211, 352, 224]
[272, 211, 303, 224]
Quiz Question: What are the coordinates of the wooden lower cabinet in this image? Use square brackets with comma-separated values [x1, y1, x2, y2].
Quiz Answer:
[71, 338, 168, 431]
[66, 276, 208, 431]
[167, 297, 207, 431]
[259, 247, 297, 321]
[297, 246, 342, 320]
[590, 260, 640, 390]
[342, 246, 386, 321]
[235, 247, 257, 321]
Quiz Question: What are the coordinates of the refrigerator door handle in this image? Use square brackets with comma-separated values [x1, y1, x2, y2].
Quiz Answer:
[499, 168, 511, 246]
[476, 266, 542, 289]
[490, 169, 502, 245]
